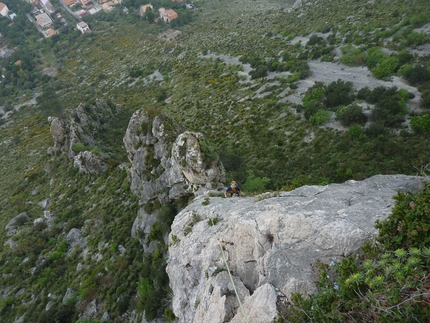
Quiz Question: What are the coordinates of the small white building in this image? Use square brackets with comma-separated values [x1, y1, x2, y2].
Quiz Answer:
[0, 2, 9, 17]
[76, 21, 90, 34]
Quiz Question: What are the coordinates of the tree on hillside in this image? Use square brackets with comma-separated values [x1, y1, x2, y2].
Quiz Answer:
[403, 65, 430, 86]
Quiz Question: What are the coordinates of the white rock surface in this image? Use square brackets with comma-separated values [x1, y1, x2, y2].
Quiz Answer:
[167, 174, 428, 323]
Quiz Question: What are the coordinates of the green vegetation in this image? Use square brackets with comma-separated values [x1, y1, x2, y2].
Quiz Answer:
[1, 0, 430, 321]
[283, 184, 430, 322]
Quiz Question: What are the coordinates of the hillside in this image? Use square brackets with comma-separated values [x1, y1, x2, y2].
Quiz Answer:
[0, 0, 430, 322]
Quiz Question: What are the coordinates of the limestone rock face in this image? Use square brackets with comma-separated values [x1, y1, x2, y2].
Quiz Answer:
[49, 117, 66, 152]
[172, 132, 225, 186]
[131, 208, 158, 254]
[167, 175, 428, 323]
[193, 272, 250, 323]
[123, 110, 225, 206]
[229, 283, 278, 323]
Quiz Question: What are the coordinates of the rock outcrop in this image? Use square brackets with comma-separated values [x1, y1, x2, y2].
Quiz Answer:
[48, 99, 119, 174]
[124, 109, 225, 252]
[167, 174, 428, 323]
[123, 110, 225, 206]
[6, 212, 30, 236]
[73, 151, 108, 174]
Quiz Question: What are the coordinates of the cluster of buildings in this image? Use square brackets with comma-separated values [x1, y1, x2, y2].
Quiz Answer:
[64, 0, 120, 15]
[30, 0, 60, 38]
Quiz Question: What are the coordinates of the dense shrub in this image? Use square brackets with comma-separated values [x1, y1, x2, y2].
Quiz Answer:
[290, 60, 311, 79]
[308, 34, 324, 46]
[309, 109, 331, 125]
[421, 90, 430, 109]
[242, 170, 270, 193]
[372, 56, 398, 79]
[410, 114, 430, 134]
[340, 45, 364, 66]
[371, 97, 407, 128]
[357, 87, 409, 128]
[364, 47, 386, 70]
[336, 104, 367, 126]
[376, 183, 430, 250]
[250, 65, 268, 79]
[364, 122, 387, 137]
[324, 80, 354, 108]
[348, 124, 365, 139]
[403, 65, 430, 86]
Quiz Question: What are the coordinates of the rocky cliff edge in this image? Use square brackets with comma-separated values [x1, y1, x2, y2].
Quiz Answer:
[167, 174, 428, 323]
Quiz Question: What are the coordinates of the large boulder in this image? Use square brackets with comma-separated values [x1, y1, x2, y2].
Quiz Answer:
[166, 174, 428, 323]
[6, 212, 30, 236]
[49, 117, 66, 153]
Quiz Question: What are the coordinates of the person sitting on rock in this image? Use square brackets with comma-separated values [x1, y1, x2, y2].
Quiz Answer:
[224, 180, 241, 198]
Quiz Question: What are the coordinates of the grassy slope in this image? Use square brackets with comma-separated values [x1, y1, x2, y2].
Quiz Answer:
[0, 0, 430, 321]
[56, 0, 430, 187]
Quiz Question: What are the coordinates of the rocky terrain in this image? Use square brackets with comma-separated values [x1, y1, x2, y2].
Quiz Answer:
[167, 174, 428, 323]
[0, 0, 429, 322]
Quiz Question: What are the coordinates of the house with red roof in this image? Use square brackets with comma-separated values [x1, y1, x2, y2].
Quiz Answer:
[0, 2, 9, 17]
[159, 8, 178, 23]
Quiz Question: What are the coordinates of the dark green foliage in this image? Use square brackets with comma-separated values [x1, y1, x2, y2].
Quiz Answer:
[410, 114, 430, 133]
[357, 87, 409, 128]
[33, 303, 77, 323]
[376, 184, 430, 250]
[397, 50, 413, 65]
[371, 96, 408, 128]
[170, 9, 194, 27]
[250, 65, 269, 79]
[137, 248, 170, 321]
[199, 138, 218, 163]
[242, 170, 270, 193]
[138, 202, 179, 320]
[364, 122, 387, 137]
[336, 104, 367, 126]
[36, 87, 64, 117]
[421, 90, 430, 109]
[219, 151, 246, 184]
[403, 65, 430, 86]
[308, 34, 324, 46]
[324, 80, 354, 108]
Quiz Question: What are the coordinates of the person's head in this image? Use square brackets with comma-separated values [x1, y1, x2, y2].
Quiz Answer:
[231, 180, 236, 187]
